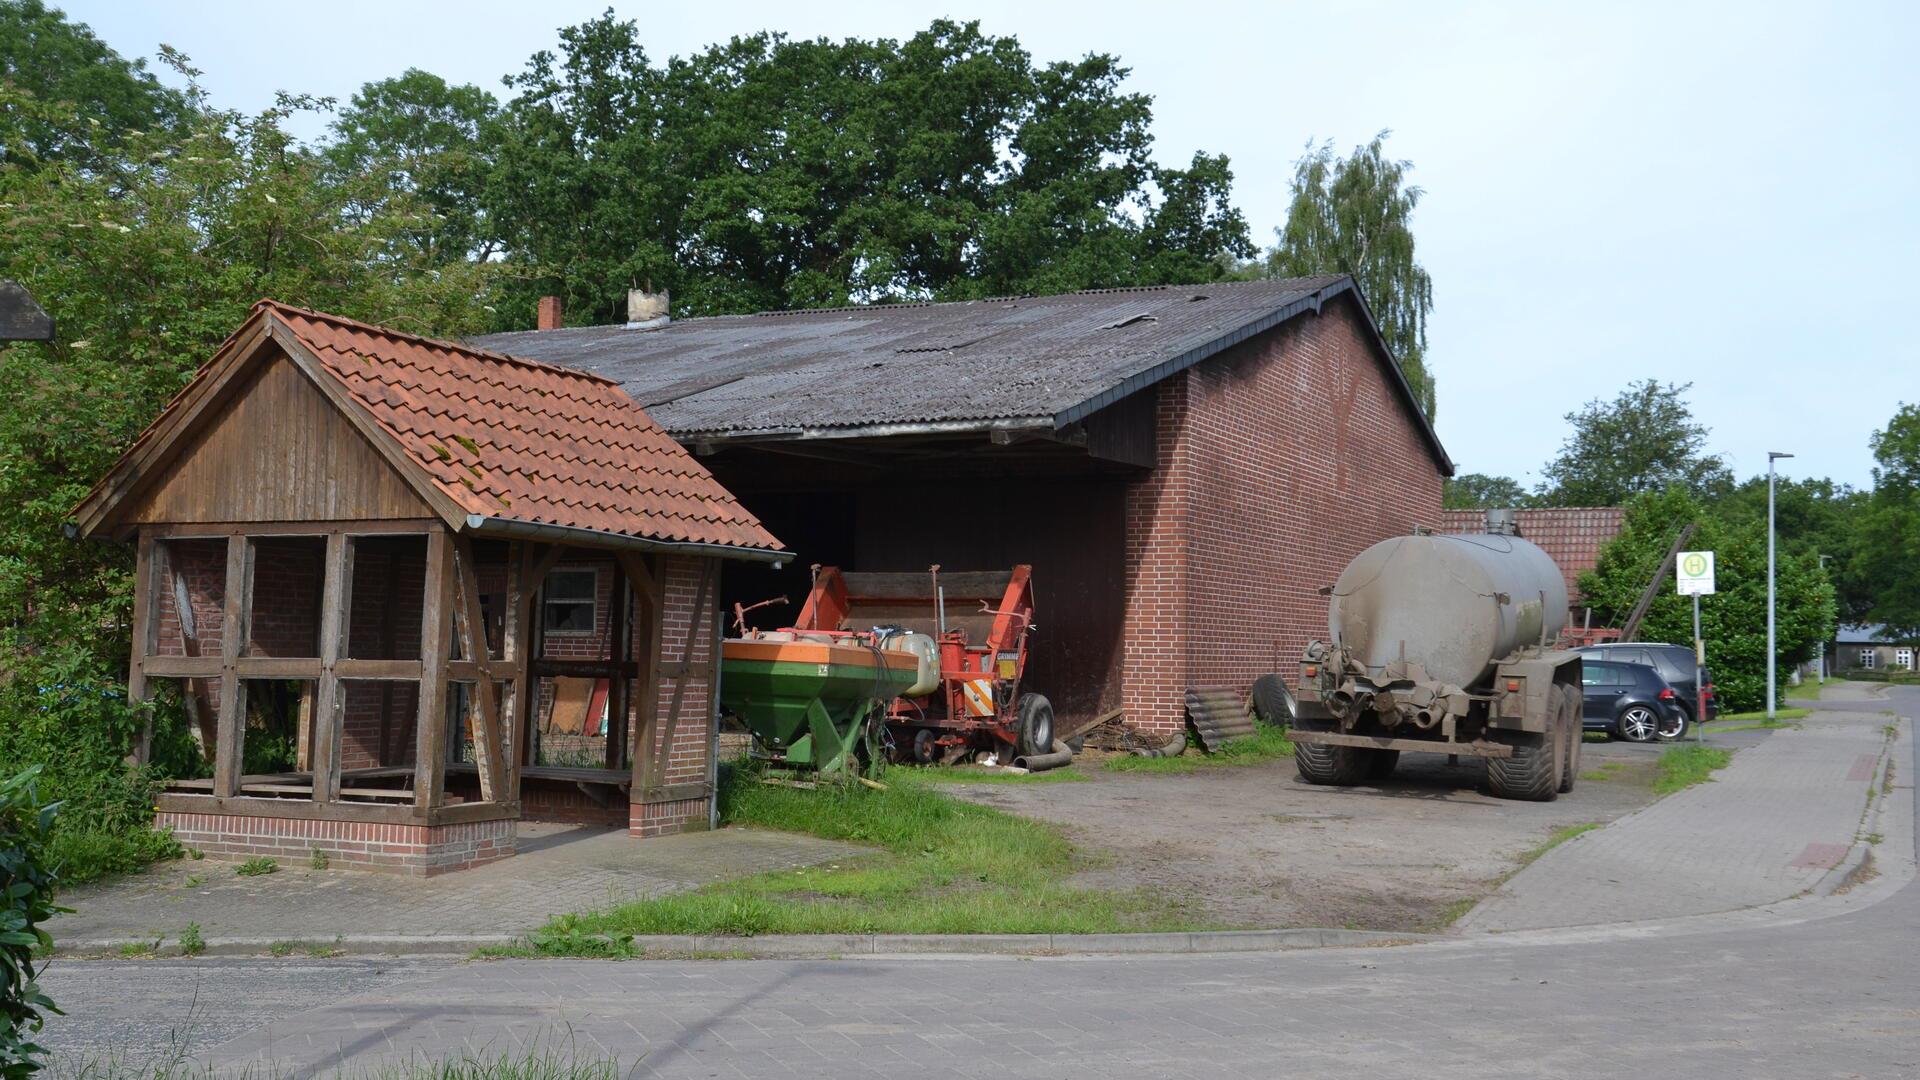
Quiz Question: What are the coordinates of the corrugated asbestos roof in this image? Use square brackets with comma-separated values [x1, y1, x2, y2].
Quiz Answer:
[76, 301, 782, 554]
[471, 276, 1451, 470]
[1441, 507, 1627, 602]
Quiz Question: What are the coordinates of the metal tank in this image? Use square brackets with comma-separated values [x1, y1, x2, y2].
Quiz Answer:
[1327, 520, 1569, 693]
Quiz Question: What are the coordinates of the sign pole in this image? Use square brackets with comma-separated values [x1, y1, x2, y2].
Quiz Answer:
[1693, 593, 1705, 744]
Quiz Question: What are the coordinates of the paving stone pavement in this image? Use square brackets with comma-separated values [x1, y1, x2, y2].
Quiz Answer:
[1458, 701, 1899, 932]
[49, 824, 865, 947]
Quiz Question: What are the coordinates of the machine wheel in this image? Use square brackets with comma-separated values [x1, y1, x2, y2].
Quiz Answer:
[1617, 706, 1659, 743]
[1364, 748, 1400, 780]
[911, 728, 940, 764]
[1294, 740, 1370, 785]
[1016, 694, 1055, 758]
[1557, 685, 1581, 794]
[1485, 729, 1559, 802]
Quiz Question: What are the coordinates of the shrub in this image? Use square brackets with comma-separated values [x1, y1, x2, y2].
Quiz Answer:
[0, 768, 65, 1076]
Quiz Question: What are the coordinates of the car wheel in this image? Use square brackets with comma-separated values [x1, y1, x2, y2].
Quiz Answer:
[1617, 705, 1658, 743]
[1656, 709, 1688, 741]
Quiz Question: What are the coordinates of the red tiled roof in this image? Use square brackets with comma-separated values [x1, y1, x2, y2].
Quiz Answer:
[1441, 507, 1626, 602]
[259, 301, 782, 552]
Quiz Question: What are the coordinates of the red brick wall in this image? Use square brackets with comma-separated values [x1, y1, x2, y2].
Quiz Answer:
[156, 811, 513, 876]
[1121, 295, 1447, 735]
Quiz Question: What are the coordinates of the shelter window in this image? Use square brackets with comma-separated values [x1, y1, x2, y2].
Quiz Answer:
[1860, 649, 1877, 670]
[1898, 649, 1913, 671]
[543, 569, 598, 635]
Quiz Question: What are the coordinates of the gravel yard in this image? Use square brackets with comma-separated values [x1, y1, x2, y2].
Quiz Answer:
[940, 737, 1687, 931]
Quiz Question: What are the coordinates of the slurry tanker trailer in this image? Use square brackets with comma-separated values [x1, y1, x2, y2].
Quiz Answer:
[1291, 509, 1584, 801]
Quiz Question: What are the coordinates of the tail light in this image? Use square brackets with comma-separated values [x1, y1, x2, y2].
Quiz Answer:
[1704, 683, 1715, 698]
[1658, 688, 1676, 701]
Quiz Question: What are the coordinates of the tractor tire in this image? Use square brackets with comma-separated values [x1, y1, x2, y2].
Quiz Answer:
[1017, 694, 1055, 758]
[1557, 684, 1581, 794]
[1295, 740, 1370, 785]
[1485, 728, 1560, 802]
[1365, 748, 1401, 780]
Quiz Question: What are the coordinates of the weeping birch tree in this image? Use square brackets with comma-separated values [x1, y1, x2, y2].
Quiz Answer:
[1266, 131, 1436, 419]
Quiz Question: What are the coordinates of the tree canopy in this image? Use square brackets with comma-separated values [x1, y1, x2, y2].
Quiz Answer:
[1538, 379, 1731, 506]
[0, 0, 187, 168]
[1443, 472, 1530, 510]
[1265, 132, 1435, 419]
[1854, 404, 1920, 641]
[479, 15, 1254, 327]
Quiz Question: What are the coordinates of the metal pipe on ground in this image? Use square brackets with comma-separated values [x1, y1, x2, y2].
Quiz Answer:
[1013, 739, 1074, 772]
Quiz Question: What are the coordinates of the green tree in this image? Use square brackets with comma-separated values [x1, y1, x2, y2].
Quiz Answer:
[1854, 403, 1920, 641]
[0, 0, 188, 168]
[1539, 380, 1731, 506]
[1265, 132, 1435, 418]
[325, 68, 500, 262]
[480, 14, 1251, 327]
[1580, 488, 1835, 711]
[1443, 472, 1530, 510]
[1711, 475, 1869, 621]
[0, 54, 495, 874]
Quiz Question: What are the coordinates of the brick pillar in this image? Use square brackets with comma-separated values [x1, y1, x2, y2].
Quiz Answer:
[1122, 377, 1193, 737]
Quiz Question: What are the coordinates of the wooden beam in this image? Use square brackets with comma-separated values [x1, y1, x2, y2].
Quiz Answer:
[126, 531, 159, 765]
[413, 528, 453, 810]
[529, 659, 639, 680]
[138, 519, 440, 539]
[335, 659, 424, 681]
[211, 535, 254, 799]
[503, 541, 540, 794]
[629, 555, 664, 797]
[233, 657, 322, 679]
[166, 545, 219, 755]
[451, 534, 505, 803]
[141, 655, 223, 678]
[310, 532, 351, 803]
[604, 558, 630, 772]
[648, 560, 715, 794]
[615, 550, 660, 609]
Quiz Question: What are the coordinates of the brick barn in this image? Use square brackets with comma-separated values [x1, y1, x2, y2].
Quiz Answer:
[477, 275, 1453, 741]
[71, 301, 784, 874]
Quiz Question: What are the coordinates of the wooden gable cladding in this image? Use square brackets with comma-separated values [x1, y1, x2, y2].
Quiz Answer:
[121, 347, 432, 527]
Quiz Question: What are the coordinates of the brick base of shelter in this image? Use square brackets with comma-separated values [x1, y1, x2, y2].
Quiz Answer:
[155, 811, 516, 876]
[630, 796, 709, 838]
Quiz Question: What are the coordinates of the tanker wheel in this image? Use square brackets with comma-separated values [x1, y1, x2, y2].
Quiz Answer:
[911, 728, 940, 765]
[1485, 728, 1559, 802]
[1017, 694, 1055, 758]
[1365, 748, 1400, 780]
[1557, 684, 1582, 794]
[1295, 740, 1370, 786]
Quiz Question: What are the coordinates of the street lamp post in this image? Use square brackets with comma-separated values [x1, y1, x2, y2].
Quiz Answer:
[1768, 451, 1794, 720]
[1817, 554, 1833, 683]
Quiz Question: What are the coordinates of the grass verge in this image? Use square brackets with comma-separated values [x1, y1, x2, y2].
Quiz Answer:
[511, 765, 1205, 954]
[1652, 745, 1734, 795]
[908, 765, 1088, 785]
[1104, 725, 1294, 775]
[1786, 680, 1830, 702]
[1710, 707, 1810, 725]
[1518, 822, 1602, 867]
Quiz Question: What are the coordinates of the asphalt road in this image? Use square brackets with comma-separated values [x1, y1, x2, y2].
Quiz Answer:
[37, 687, 1920, 1079]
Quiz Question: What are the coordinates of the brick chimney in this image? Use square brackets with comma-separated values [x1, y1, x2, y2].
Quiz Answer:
[536, 295, 563, 331]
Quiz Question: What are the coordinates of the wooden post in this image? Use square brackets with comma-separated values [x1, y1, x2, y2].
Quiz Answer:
[211, 535, 254, 798]
[414, 529, 453, 810]
[310, 532, 352, 803]
[502, 542, 531, 795]
[126, 530, 158, 766]
[603, 559, 630, 771]
[627, 555, 664, 798]
[451, 534, 505, 803]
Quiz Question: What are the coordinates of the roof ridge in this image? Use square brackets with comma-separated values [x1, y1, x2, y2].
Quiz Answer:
[254, 299, 623, 387]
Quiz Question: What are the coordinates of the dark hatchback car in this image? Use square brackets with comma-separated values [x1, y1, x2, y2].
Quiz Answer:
[1574, 642, 1718, 724]
[1578, 660, 1690, 741]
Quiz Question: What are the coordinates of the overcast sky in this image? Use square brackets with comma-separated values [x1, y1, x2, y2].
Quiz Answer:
[71, 1, 1917, 489]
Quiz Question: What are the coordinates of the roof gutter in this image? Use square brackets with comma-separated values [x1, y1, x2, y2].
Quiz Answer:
[463, 514, 789, 565]
[678, 415, 1055, 447]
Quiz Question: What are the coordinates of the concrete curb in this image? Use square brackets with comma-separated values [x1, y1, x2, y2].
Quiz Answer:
[52, 926, 1432, 961]
[1817, 714, 1904, 899]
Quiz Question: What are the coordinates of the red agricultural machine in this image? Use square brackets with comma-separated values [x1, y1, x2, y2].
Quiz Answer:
[790, 565, 1054, 765]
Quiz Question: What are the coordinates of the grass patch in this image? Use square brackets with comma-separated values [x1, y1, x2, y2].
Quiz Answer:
[1518, 823, 1602, 867]
[524, 765, 1203, 952]
[908, 765, 1088, 785]
[1104, 725, 1294, 775]
[1786, 681, 1830, 701]
[178, 923, 204, 957]
[1579, 762, 1630, 782]
[1711, 707, 1810, 724]
[1653, 745, 1734, 795]
[49, 825, 182, 887]
[235, 856, 277, 877]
